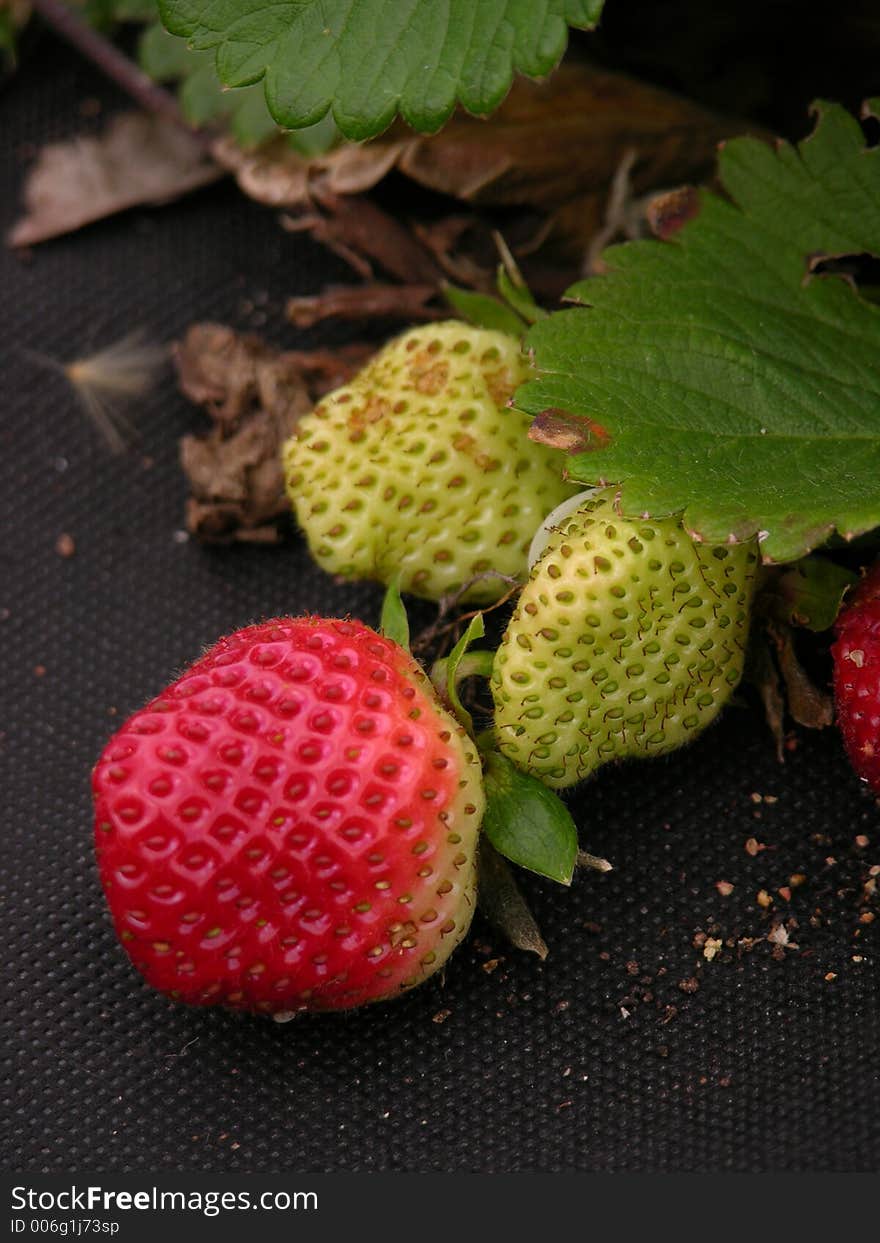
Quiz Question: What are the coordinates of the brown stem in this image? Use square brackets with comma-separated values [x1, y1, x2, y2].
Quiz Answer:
[30, 0, 199, 137]
[576, 850, 613, 874]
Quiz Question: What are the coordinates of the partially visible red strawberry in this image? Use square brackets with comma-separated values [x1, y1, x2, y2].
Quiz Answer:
[832, 560, 880, 790]
[92, 618, 484, 1014]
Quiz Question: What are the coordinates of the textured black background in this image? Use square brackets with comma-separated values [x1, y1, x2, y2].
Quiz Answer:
[3, 28, 879, 1175]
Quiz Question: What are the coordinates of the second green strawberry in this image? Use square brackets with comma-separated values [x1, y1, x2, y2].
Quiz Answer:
[492, 490, 759, 788]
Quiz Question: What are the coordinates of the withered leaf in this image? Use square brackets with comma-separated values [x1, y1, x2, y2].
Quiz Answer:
[181, 411, 296, 544]
[211, 131, 406, 209]
[7, 112, 222, 247]
[212, 61, 751, 264]
[176, 324, 372, 544]
[283, 189, 441, 285]
[286, 283, 440, 329]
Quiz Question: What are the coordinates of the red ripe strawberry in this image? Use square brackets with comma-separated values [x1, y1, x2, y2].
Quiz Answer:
[92, 618, 484, 1014]
[832, 561, 880, 790]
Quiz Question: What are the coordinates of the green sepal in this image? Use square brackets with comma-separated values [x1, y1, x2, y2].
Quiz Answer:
[494, 235, 546, 326]
[763, 556, 858, 632]
[379, 575, 411, 651]
[476, 839, 548, 959]
[430, 613, 489, 736]
[444, 284, 528, 339]
[497, 266, 545, 326]
[479, 744, 578, 886]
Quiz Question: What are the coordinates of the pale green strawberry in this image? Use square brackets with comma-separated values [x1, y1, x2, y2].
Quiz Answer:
[282, 321, 574, 603]
[492, 489, 758, 788]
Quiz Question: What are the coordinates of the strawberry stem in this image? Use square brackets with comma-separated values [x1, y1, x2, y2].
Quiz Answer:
[29, 0, 203, 141]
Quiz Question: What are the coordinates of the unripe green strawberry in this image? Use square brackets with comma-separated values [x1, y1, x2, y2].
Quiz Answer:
[282, 321, 574, 603]
[492, 490, 758, 789]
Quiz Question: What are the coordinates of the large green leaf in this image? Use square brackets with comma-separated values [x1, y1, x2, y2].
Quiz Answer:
[158, 0, 603, 141]
[139, 21, 338, 150]
[518, 101, 880, 564]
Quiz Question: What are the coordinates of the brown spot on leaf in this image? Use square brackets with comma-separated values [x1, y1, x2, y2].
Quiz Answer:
[529, 408, 611, 454]
[646, 186, 701, 240]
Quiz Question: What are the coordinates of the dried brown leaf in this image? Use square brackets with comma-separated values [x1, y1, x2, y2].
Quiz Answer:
[176, 325, 374, 544]
[211, 132, 405, 208]
[7, 112, 221, 247]
[298, 188, 441, 284]
[175, 324, 283, 425]
[286, 283, 440, 329]
[213, 61, 752, 270]
[412, 216, 496, 291]
[397, 62, 747, 255]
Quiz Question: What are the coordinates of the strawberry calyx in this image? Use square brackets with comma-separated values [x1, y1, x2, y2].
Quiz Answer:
[445, 230, 547, 340]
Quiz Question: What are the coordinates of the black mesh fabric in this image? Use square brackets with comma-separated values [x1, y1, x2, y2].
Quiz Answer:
[2, 36, 878, 1175]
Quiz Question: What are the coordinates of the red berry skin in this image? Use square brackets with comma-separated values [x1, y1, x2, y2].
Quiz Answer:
[92, 618, 484, 1014]
[832, 562, 880, 791]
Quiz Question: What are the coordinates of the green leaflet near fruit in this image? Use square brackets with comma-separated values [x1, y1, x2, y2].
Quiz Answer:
[282, 322, 575, 603]
[492, 490, 758, 789]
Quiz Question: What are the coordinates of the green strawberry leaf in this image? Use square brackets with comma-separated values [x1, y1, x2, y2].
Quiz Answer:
[519, 101, 880, 565]
[761, 556, 858, 632]
[158, 0, 604, 141]
[480, 748, 577, 885]
[139, 19, 340, 150]
[139, 19, 193, 78]
[139, 22, 281, 146]
[379, 575, 410, 651]
[113, 0, 160, 19]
